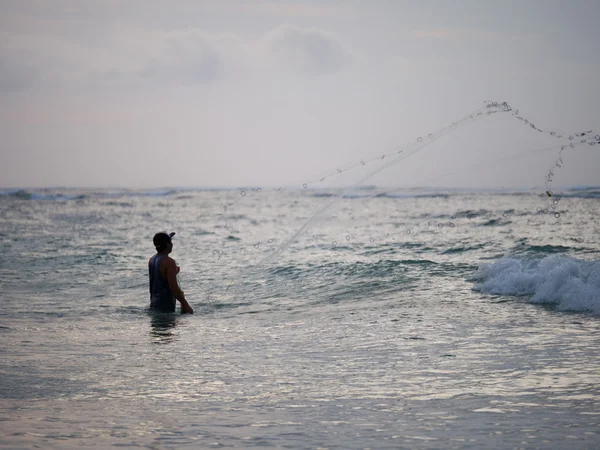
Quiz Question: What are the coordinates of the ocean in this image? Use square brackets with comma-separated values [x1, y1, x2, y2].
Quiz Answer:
[1, 186, 600, 449]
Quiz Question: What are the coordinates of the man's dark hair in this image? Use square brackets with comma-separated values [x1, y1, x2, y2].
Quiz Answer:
[153, 232, 174, 251]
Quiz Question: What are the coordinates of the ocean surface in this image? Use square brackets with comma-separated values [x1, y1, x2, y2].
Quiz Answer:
[1, 186, 600, 449]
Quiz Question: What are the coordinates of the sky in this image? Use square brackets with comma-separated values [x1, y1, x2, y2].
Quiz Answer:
[1, 0, 599, 189]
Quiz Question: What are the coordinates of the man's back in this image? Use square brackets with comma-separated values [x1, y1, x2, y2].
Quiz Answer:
[149, 254, 176, 312]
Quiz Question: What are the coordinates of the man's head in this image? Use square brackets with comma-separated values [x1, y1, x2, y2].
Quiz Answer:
[153, 232, 175, 252]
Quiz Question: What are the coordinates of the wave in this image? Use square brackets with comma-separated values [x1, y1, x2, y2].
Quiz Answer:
[307, 190, 455, 200]
[470, 255, 600, 314]
[0, 189, 87, 201]
[0, 188, 184, 201]
[307, 186, 597, 200]
[562, 186, 600, 199]
[4, 185, 600, 201]
[511, 239, 587, 255]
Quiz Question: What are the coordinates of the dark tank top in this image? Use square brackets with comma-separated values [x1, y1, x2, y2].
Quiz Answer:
[149, 254, 176, 312]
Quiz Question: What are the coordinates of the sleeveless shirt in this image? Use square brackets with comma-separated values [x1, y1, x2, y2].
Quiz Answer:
[149, 254, 176, 312]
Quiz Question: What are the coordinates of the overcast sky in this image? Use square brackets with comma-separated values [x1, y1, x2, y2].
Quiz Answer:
[1, 0, 599, 189]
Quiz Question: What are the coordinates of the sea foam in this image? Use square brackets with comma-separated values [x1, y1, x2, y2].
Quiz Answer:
[470, 255, 600, 314]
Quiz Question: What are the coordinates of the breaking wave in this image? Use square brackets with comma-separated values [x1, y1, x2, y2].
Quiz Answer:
[470, 255, 600, 314]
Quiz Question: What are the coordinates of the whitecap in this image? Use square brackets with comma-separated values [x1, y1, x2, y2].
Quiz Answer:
[470, 255, 600, 314]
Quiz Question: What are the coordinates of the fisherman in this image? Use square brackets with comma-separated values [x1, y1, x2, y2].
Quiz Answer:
[148, 232, 193, 314]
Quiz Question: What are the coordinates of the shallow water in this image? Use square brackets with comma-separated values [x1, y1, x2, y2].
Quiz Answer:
[1, 188, 600, 449]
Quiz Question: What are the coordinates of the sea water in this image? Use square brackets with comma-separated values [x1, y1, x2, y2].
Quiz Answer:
[1, 187, 599, 449]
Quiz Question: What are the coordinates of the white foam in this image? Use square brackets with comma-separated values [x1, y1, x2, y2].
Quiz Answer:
[470, 255, 600, 314]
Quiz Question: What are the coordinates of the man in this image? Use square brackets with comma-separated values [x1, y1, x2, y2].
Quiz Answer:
[149, 232, 193, 314]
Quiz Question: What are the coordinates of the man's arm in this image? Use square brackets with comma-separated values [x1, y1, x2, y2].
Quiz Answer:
[164, 258, 194, 314]
[148, 258, 153, 295]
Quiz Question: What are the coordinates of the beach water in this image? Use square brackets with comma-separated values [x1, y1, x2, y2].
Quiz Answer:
[1, 187, 600, 449]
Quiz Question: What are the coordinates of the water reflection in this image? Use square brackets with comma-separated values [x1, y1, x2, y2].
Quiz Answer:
[149, 312, 179, 344]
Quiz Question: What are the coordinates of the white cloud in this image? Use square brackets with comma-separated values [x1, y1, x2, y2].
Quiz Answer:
[135, 29, 227, 85]
[0, 23, 350, 91]
[261, 24, 350, 76]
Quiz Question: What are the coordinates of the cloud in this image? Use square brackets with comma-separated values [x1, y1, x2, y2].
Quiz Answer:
[261, 24, 350, 76]
[0, 23, 350, 92]
[136, 29, 228, 85]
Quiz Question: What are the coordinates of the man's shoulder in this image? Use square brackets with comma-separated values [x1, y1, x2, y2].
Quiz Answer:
[160, 255, 176, 266]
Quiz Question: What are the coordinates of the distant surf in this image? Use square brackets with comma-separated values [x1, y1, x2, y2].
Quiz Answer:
[2, 186, 600, 201]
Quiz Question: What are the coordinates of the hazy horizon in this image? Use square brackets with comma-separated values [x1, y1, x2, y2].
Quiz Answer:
[2, 183, 599, 194]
